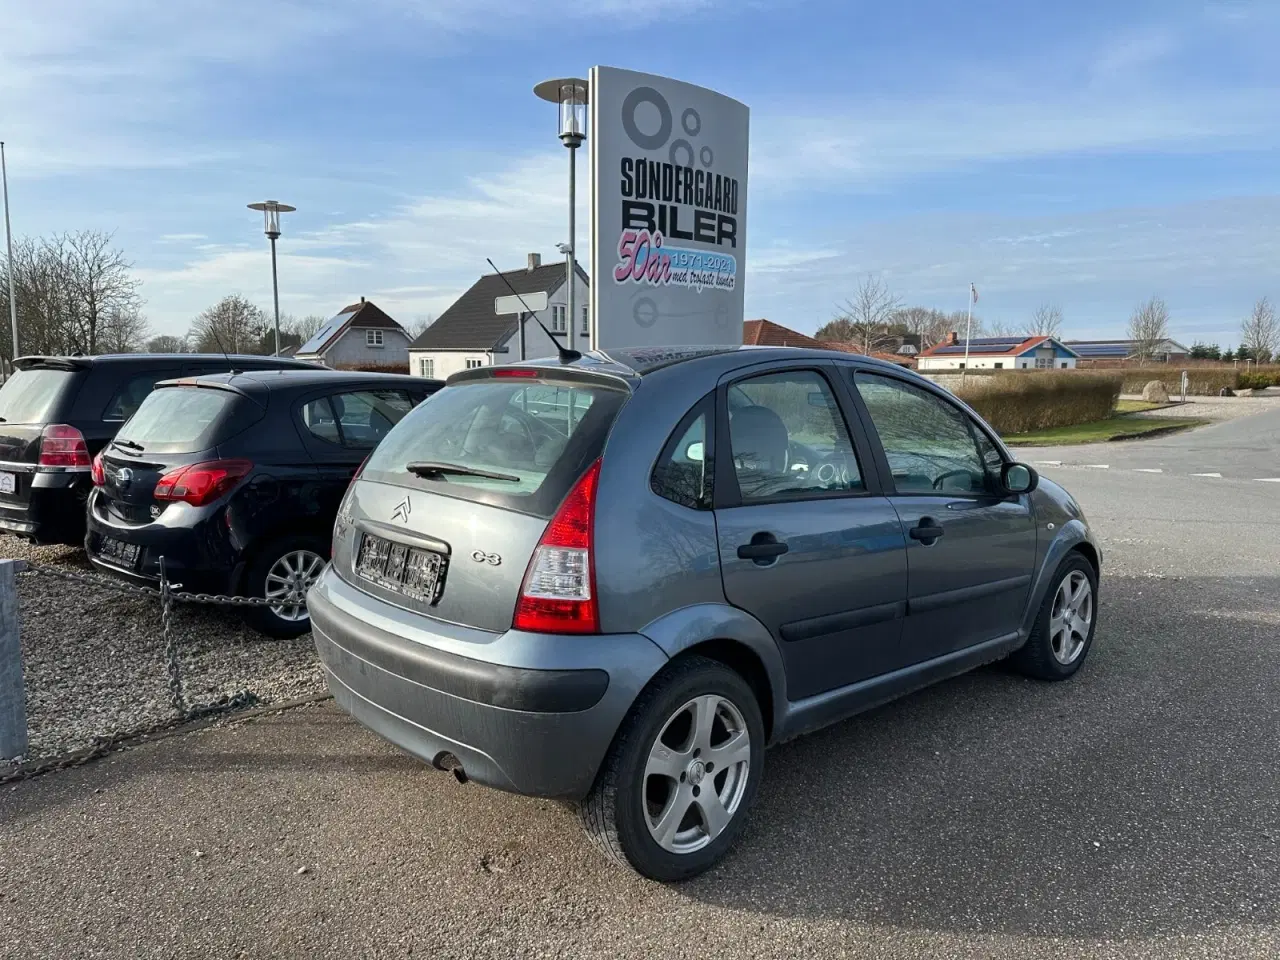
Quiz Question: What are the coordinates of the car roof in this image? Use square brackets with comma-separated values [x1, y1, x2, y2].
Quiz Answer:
[13, 353, 320, 370]
[513, 345, 916, 379]
[157, 368, 433, 397]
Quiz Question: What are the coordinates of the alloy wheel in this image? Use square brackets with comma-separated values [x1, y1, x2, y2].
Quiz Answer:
[264, 549, 325, 622]
[643, 694, 752, 854]
[1050, 570, 1093, 665]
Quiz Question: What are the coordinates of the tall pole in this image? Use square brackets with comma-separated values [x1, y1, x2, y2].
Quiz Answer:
[961, 286, 974, 386]
[1, 143, 18, 368]
[567, 142, 577, 352]
[269, 235, 281, 356]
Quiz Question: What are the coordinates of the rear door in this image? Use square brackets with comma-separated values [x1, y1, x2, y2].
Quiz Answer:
[847, 370, 1038, 665]
[343, 372, 629, 634]
[711, 363, 908, 701]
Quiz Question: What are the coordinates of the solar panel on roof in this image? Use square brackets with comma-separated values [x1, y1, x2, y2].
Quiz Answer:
[296, 310, 356, 355]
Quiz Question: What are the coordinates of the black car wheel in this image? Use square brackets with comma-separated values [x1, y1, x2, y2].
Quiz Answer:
[243, 535, 329, 638]
[581, 656, 765, 882]
[1010, 552, 1099, 680]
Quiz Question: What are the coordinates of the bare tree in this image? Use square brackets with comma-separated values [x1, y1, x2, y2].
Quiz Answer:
[822, 274, 903, 353]
[405, 313, 435, 342]
[189, 295, 269, 354]
[290, 313, 328, 343]
[147, 334, 187, 353]
[1239, 296, 1278, 363]
[1127, 296, 1170, 362]
[62, 231, 144, 354]
[889, 306, 950, 349]
[979, 319, 1018, 338]
[1027, 303, 1063, 338]
[96, 305, 150, 353]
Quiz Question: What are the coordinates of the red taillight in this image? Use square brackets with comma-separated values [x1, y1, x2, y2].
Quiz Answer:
[513, 459, 601, 634]
[154, 459, 253, 507]
[492, 368, 539, 378]
[91, 452, 105, 486]
[39, 424, 91, 468]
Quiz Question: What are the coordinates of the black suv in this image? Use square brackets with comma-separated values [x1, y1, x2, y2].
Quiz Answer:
[0, 354, 319, 545]
[86, 369, 442, 635]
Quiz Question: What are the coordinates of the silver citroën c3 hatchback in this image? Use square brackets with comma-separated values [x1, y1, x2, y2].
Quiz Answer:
[308, 346, 1101, 881]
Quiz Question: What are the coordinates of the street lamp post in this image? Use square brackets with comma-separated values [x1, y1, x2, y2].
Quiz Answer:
[534, 78, 588, 352]
[1, 143, 18, 368]
[247, 200, 296, 356]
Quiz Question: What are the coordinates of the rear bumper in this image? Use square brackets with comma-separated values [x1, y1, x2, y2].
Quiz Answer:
[308, 567, 670, 799]
[0, 472, 90, 544]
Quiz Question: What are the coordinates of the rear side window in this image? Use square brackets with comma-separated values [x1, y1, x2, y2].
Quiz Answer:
[114, 387, 237, 454]
[651, 394, 714, 509]
[103, 370, 180, 421]
[363, 377, 627, 517]
[0, 368, 78, 424]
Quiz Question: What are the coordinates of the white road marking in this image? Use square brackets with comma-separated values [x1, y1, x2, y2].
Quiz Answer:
[1133, 468, 1163, 473]
[1085, 464, 1110, 469]
[1033, 460, 1062, 466]
[1256, 478, 1280, 483]
[1191, 473, 1223, 478]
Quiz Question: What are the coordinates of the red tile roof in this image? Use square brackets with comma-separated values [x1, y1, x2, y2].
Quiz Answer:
[818, 340, 915, 367]
[742, 319, 825, 349]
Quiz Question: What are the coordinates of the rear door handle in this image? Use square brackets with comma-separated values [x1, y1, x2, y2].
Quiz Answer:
[737, 532, 789, 563]
[909, 517, 945, 545]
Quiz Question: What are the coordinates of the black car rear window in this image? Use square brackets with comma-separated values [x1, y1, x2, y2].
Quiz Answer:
[363, 378, 628, 517]
[0, 368, 79, 424]
[113, 387, 240, 454]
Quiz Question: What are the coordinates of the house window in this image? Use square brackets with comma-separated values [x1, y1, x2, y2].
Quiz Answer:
[551, 304, 567, 333]
[1061, 362, 1068, 369]
[581, 306, 589, 337]
[366, 329, 384, 347]
[993, 362, 1003, 369]
[465, 358, 484, 370]
[1035, 357, 1053, 369]
[958, 362, 965, 370]
[418, 357, 434, 378]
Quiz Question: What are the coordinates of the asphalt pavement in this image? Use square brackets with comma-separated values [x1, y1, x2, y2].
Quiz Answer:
[3, 413, 1279, 959]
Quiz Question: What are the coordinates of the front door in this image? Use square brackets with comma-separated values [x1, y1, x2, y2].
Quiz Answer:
[712, 365, 908, 701]
[848, 371, 1038, 666]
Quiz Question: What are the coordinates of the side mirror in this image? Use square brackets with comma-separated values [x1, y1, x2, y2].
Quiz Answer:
[1001, 462, 1039, 495]
[684, 441, 705, 463]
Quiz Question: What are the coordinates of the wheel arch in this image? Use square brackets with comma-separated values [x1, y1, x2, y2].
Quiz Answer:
[1021, 519, 1099, 637]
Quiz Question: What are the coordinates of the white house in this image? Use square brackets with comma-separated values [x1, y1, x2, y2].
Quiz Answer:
[294, 298, 412, 368]
[1065, 338, 1190, 363]
[916, 333, 1081, 371]
[408, 254, 591, 379]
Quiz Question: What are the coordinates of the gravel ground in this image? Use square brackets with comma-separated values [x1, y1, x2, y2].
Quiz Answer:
[1120, 394, 1280, 421]
[1, 535, 325, 766]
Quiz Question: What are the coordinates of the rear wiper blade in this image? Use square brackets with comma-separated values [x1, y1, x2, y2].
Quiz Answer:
[406, 461, 519, 482]
[113, 438, 145, 451]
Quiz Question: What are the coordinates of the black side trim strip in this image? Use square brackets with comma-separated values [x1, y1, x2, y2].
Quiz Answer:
[909, 574, 1032, 615]
[310, 589, 609, 713]
[780, 600, 905, 643]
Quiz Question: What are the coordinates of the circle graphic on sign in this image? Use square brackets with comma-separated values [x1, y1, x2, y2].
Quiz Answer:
[633, 297, 659, 328]
[682, 108, 701, 137]
[669, 139, 694, 168]
[621, 87, 672, 150]
[700, 145, 714, 169]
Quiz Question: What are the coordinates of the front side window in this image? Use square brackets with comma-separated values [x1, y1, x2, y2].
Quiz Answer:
[727, 370, 863, 502]
[855, 373, 991, 495]
[551, 305, 567, 333]
[366, 329, 384, 347]
[651, 395, 713, 509]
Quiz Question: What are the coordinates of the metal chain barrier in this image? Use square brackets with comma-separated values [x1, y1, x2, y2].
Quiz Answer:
[2, 558, 281, 784]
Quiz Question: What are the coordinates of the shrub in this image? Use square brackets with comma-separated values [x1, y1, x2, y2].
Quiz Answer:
[954, 371, 1122, 435]
[1237, 369, 1280, 390]
[332, 361, 411, 375]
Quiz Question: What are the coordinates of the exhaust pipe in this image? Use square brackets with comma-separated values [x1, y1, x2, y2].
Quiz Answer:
[433, 752, 468, 784]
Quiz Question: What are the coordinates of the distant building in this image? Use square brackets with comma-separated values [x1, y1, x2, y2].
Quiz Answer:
[917, 333, 1080, 371]
[294, 298, 411, 368]
[408, 254, 590, 380]
[1065, 338, 1190, 365]
[743, 319, 914, 366]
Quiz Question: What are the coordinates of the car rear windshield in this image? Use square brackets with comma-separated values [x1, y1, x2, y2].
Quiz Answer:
[0, 368, 79, 424]
[113, 386, 239, 454]
[363, 377, 628, 517]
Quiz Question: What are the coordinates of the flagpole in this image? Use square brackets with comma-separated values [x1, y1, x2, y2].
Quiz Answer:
[961, 283, 974, 387]
[1, 142, 17, 372]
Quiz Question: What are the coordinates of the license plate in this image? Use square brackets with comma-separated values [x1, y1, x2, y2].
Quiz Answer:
[97, 536, 140, 568]
[356, 533, 445, 604]
[0, 472, 14, 495]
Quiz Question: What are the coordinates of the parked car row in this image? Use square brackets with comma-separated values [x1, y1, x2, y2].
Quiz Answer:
[0, 353, 442, 635]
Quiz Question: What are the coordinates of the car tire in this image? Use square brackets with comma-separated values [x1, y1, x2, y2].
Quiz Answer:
[580, 655, 765, 882]
[1010, 552, 1099, 681]
[242, 535, 329, 638]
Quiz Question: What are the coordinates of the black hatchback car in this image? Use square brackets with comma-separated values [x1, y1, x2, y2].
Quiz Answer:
[85, 369, 442, 635]
[0, 353, 318, 545]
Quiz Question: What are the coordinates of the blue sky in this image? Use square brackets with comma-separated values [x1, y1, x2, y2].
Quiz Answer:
[3, 0, 1278, 346]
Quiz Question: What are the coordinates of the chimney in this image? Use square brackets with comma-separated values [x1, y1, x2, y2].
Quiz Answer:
[360, 296, 366, 304]
[946, 331, 959, 346]
[527, 252, 542, 272]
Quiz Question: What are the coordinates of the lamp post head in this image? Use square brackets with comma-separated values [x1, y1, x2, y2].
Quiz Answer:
[534, 78, 588, 148]
[247, 200, 296, 239]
